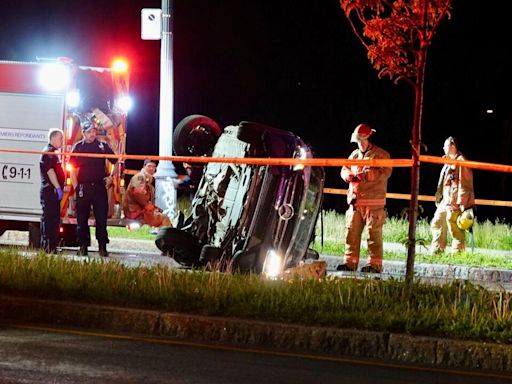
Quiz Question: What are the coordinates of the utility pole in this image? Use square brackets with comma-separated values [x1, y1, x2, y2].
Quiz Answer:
[142, 0, 177, 220]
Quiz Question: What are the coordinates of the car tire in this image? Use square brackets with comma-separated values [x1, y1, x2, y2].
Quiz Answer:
[173, 114, 222, 157]
[155, 227, 201, 267]
[232, 249, 259, 274]
[199, 245, 222, 263]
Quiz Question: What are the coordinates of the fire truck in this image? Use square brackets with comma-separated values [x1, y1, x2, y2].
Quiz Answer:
[0, 58, 131, 247]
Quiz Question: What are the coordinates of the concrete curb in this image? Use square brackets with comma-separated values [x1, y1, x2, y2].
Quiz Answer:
[1, 295, 511, 373]
[321, 254, 512, 289]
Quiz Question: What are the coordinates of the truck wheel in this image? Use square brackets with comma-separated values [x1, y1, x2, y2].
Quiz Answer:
[28, 222, 40, 249]
[155, 227, 201, 267]
[173, 114, 221, 157]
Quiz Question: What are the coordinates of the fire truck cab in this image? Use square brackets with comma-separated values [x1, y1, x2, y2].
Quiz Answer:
[0, 58, 130, 247]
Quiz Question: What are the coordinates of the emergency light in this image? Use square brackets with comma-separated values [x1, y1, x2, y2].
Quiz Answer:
[112, 59, 129, 73]
[115, 95, 133, 112]
[38, 63, 71, 92]
[66, 90, 80, 108]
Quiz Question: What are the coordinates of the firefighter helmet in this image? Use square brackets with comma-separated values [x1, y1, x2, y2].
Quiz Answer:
[457, 208, 474, 231]
[350, 124, 376, 143]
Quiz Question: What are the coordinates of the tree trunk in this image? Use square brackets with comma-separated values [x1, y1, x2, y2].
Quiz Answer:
[405, 0, 429, 296]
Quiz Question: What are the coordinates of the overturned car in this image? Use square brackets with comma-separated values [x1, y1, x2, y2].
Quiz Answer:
[156, 115, 325, 277]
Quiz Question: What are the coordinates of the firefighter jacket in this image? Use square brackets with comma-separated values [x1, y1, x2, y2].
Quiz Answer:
[340, 144, 392, 207]
[435, 153, 475, 210]
[122, 168, 156, 220]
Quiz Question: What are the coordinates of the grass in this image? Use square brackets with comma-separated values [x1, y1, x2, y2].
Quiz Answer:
[107, 210, 512, 251]
[317, 210, 512, 251]
[101, 210, 512, 268]
[313, 210, 512, 268]
[102, 225, 155, 240]
[1, 248, 512, 344]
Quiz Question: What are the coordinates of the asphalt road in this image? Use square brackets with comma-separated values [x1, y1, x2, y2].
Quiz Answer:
[0, 325, 510, 384]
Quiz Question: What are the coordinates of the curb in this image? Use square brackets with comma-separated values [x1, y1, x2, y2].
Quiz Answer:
[320, 254, 512, 289]
[1, 295, 511, 373]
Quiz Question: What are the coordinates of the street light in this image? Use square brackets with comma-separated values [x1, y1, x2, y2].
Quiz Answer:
[141, 1, 177, 220]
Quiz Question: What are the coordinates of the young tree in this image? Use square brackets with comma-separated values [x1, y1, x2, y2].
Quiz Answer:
[339, 0, 451, 293]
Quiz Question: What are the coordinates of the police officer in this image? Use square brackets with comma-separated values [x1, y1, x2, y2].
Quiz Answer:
[39, 128, 65, 253]
[70, 120, 118, 256]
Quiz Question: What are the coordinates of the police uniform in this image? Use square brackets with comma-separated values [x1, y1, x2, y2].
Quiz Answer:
[39, 143, 65, 253]
[71, 137, 117, 255]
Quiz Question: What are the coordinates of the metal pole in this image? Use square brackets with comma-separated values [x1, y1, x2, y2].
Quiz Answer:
[154, 0, 177, 220]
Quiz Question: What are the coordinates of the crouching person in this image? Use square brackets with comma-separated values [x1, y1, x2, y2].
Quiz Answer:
[122, 159, 172, 228]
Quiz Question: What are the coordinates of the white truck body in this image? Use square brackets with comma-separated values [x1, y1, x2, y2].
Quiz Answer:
[0, 93, 65, 221]
[0, 60, 130, 245]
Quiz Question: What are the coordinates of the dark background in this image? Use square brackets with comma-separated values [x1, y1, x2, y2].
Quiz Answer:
[1, 0, 510, 221]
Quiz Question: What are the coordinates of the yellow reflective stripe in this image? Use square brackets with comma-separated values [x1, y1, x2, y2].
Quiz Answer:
[354, 198, 386, 206]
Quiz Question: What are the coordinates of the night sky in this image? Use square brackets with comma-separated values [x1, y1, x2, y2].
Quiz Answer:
[1, 0, 510, 221]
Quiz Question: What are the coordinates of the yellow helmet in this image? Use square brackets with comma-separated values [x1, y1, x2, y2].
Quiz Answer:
[457, 208, 475, 231]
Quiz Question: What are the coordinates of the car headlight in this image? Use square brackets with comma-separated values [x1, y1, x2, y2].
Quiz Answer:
[262, 249, 283, 279]
[293, 146, 307, 171]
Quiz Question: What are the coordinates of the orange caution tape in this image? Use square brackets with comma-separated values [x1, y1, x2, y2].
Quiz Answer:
[4, 146, 511, 207]
[0, 148, 412, 167]
[2, 148, 511, 172]
[324, 188, 512, 208]
[420, 155, 512, 173]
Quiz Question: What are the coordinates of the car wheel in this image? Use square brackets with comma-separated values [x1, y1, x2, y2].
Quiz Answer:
[155, 227, 201, 267]
[232, 249, 259, 274]
[173, 114, 221, 157]
[200, 245, 232, 271]
[199, 245, 222, 263]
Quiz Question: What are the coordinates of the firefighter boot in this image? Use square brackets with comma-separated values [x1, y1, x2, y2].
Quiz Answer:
[99, 242, 109, 257]
[77, 246, 88, 256]
[336, 263, 356, 272]
[361, 265, 381, 274]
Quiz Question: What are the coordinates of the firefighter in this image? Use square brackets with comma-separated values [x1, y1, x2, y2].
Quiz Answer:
[70, 120, 118, 257]
[122, 159, 172, 228]
[431, 136, 475, 253]
[336, 124, 392, 273]
[39, 128, 65, 253]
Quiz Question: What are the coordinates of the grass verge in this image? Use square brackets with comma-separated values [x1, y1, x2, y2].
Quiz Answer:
[1, 249, 512, 344]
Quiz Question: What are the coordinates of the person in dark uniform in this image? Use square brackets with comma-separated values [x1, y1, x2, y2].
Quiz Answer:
[70, 120, 118, 257]
[39, 128, 65, 253]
